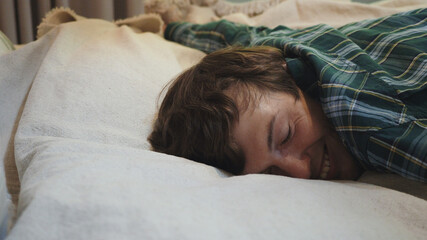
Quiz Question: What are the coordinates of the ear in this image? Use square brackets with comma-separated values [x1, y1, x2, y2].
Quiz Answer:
[37, 7, 85, 39]
[282, 61, 288, 71]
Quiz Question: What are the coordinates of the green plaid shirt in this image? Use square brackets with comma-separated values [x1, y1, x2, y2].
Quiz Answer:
[165, 8, 427, 182]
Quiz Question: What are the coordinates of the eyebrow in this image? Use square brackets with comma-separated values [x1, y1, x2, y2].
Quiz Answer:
[267, 115, 277, 152]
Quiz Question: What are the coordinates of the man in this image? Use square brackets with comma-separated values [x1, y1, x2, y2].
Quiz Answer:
[149, 8, 427, 182]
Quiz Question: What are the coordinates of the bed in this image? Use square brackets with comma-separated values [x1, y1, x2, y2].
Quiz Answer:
[1, 0, 426, 239]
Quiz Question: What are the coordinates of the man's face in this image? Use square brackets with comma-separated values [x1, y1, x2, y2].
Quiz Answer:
[231, 90, 362, 180]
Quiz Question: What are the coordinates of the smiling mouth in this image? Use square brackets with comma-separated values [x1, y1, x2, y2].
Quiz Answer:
[320, 146, 330, 180]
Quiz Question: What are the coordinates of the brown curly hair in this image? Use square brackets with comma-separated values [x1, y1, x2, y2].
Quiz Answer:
[148, 46, 299, 174]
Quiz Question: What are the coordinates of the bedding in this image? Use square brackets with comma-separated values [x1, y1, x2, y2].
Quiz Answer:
[146, 0, 427, 28]
[0, 30, 15, 240]
[0, 1, 426, 239]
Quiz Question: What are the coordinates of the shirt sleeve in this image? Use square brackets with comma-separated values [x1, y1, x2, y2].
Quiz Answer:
[365, 120, 427, 182]
[318, 8, 427, 182]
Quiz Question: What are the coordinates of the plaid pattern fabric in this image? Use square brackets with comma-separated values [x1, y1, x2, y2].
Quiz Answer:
[165, 8, 427, 182]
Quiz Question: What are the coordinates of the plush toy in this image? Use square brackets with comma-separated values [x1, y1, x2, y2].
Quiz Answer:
[144, 0, 285, 24]
[144, 0, 193, 23]
[37, 7, 164, 40]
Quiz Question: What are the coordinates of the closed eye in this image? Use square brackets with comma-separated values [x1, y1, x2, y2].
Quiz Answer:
[281, 125, 292, 145]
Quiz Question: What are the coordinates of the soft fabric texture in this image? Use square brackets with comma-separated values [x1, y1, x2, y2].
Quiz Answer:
[36, 7, 86, 39]
[2, 8, 166, 209]
[245, 0, 427, 28]
[38, 7, 164, 39]
[213, 0, 285, 17]
[145, 0, 427, 28]
[0, 10, 425, 240]
[0, 29, 15, 240]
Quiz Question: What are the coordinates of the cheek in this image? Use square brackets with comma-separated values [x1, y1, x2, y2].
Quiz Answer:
[295, 117, 324, 145]
[300, 95, 330, 138]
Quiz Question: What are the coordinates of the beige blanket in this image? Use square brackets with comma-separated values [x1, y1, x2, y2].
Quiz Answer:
[149, 0, 427, 28]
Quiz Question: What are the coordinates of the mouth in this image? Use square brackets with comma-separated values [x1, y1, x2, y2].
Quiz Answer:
[319, 145, 332, 180]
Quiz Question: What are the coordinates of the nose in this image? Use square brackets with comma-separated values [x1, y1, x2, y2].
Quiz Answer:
[271, 153, 311, 179]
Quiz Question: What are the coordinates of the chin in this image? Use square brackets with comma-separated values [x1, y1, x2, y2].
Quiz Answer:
[326, 135, 363, 181]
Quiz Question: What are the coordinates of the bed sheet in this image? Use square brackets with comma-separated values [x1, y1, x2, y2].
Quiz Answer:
[0, 13, 426, 239]
[153, 0, 427, 28]
[0, 29, 16, 240]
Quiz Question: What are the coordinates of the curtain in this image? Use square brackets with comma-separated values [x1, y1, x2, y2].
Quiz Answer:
[0, 0, 145, 44]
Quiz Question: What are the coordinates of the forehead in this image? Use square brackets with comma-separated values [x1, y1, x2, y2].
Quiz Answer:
[226, 83, 298, 116]
[231, 90, 297, 136]
[225, 84, 273, 115]
[232, 90, 296, 131]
